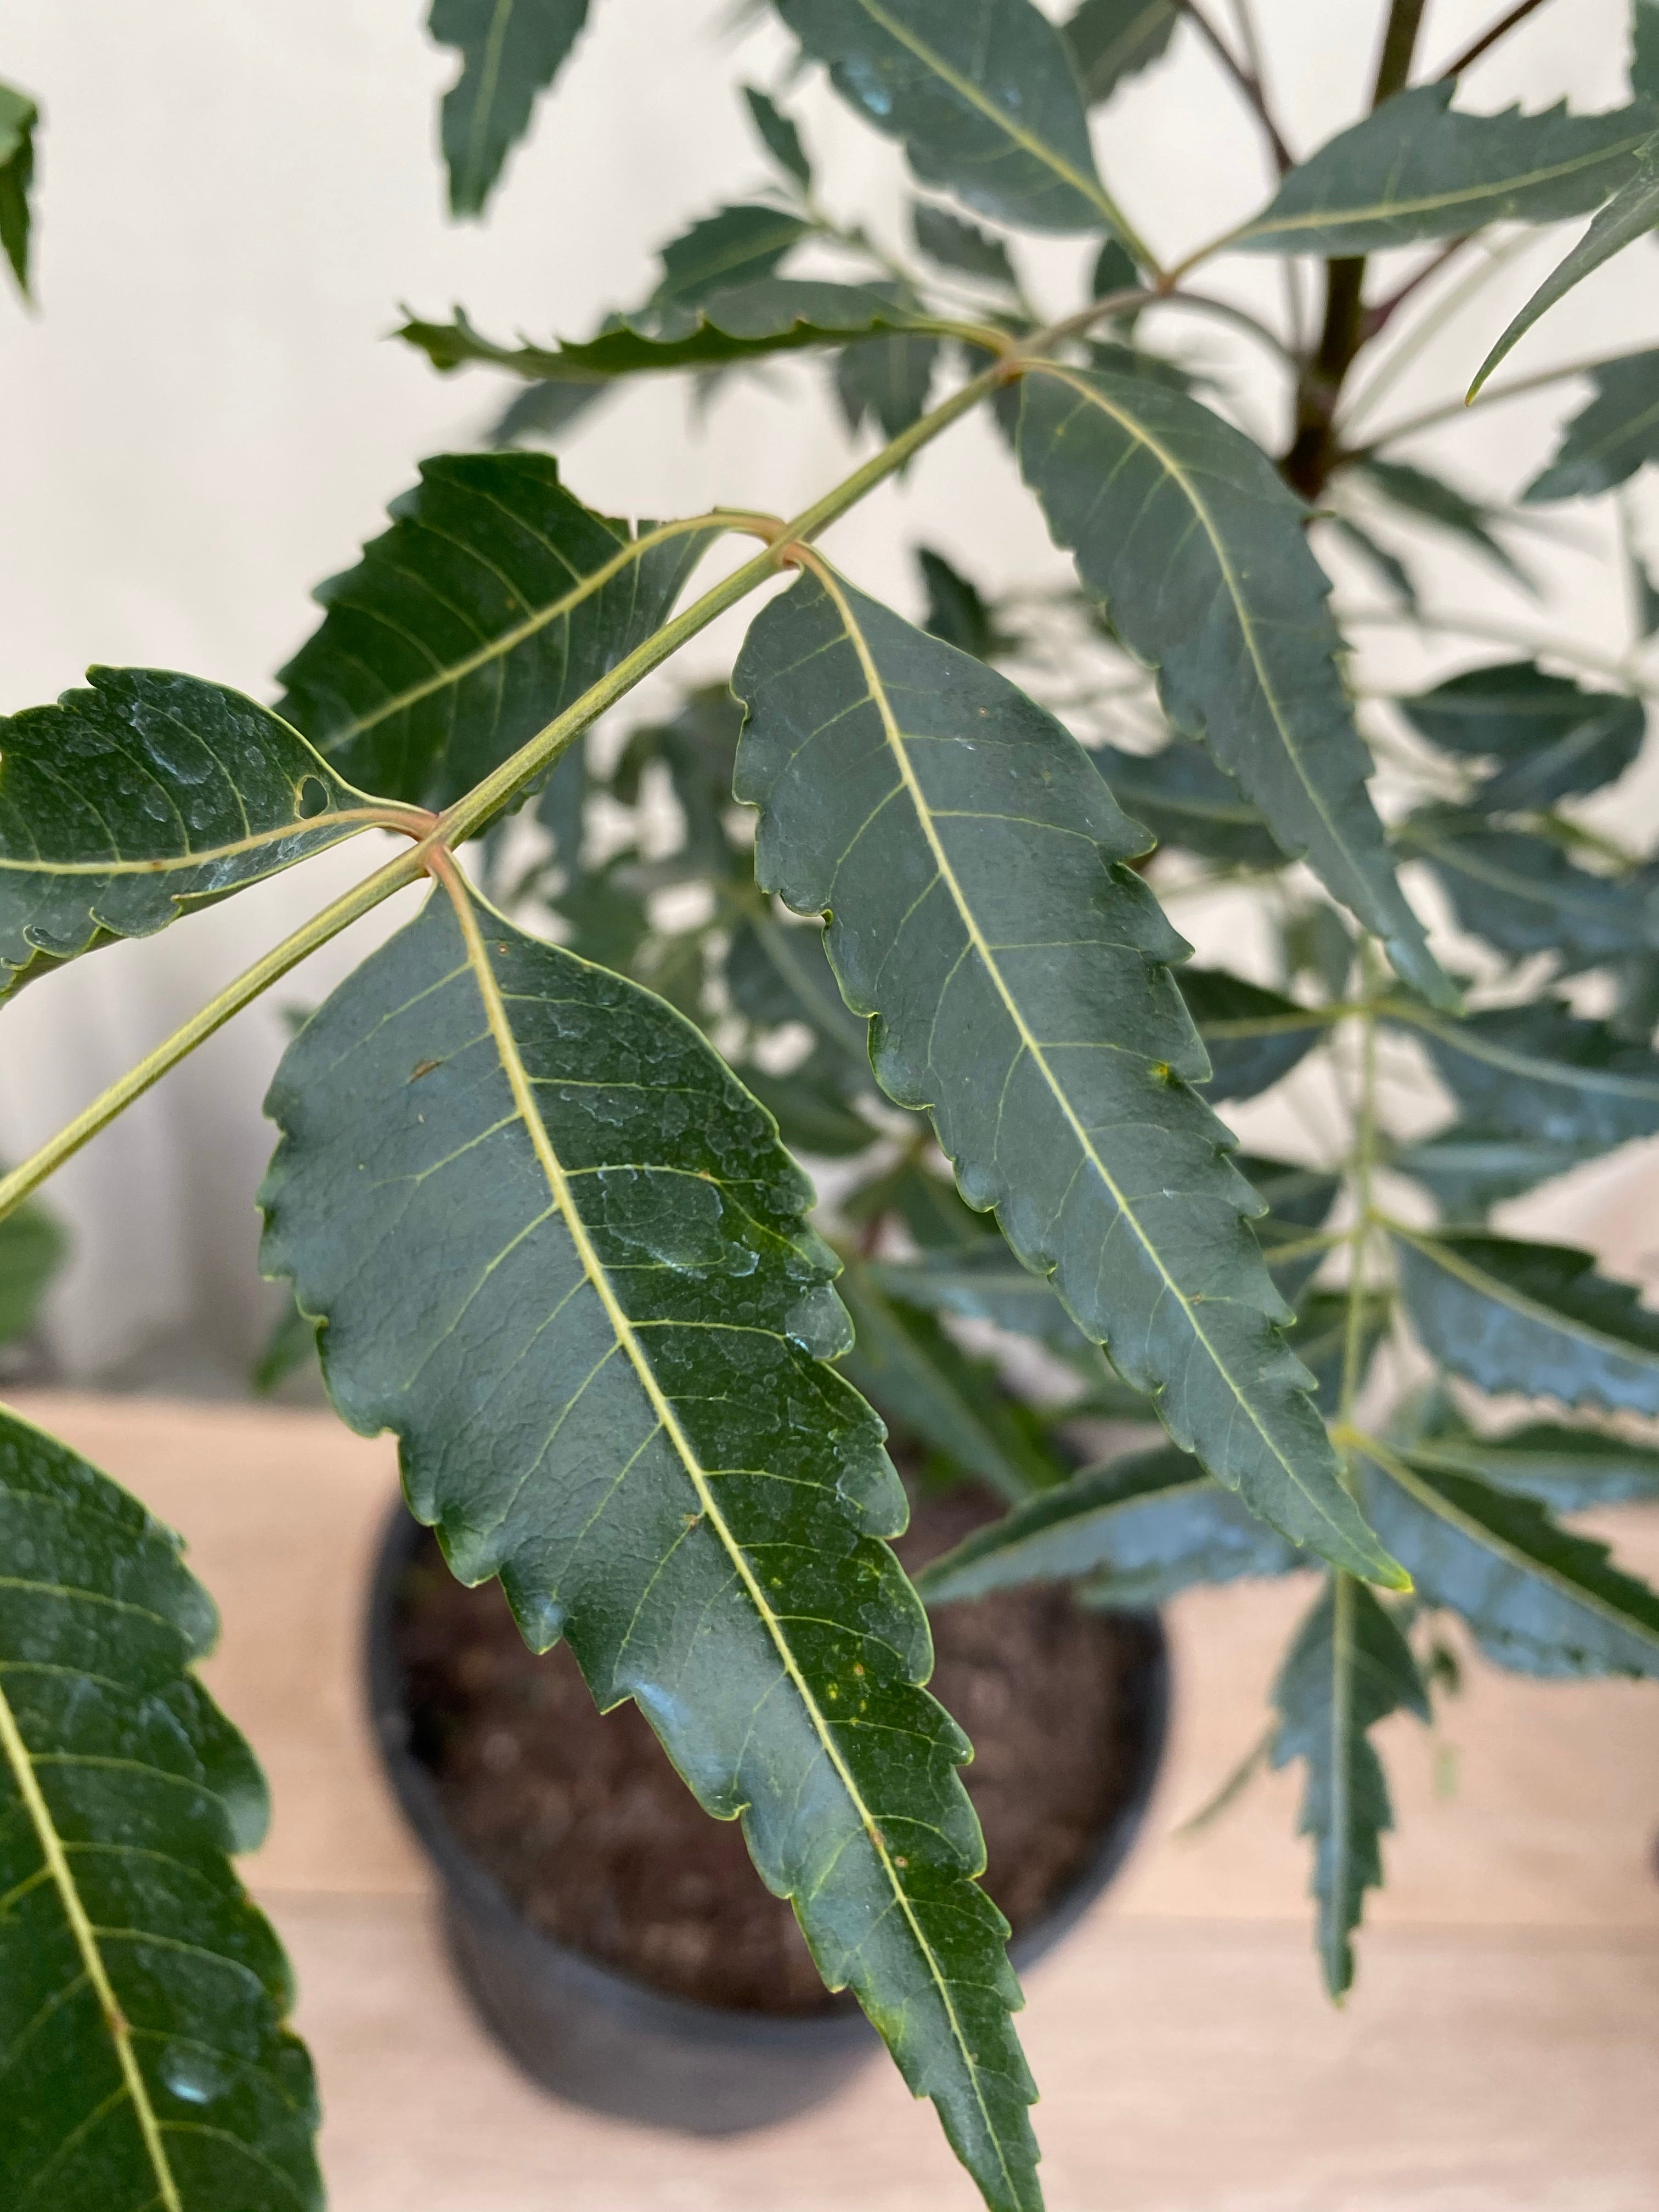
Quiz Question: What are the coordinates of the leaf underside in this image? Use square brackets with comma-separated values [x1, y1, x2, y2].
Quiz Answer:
[258, 887, 1041, 2212]
[0, 1404, 320, 2210]
[430, 0, 590, 217]
[732, 566, 1398, 1582]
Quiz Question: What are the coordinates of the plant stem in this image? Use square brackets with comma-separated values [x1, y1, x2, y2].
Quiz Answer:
[1437, 0, 1557, 78]
[1172, 0, 1294, 173]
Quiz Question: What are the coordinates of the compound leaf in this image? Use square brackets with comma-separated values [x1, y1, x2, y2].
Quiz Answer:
[1269, 1574, 1427, 1998]
[1397, 812, 1657, 969]
[1061, 0, 1177, 105]
[1471, 138, 1659, 396]
[1392, 1227, 1659, 1415]
[1235, 82, 1656, 255]
[1392, 997, 1659, 1154]
[259, 885, 1040, 2212]
[918, 1442, 1304, 1606]
[1354, 1438, 1659, 1677]
[0, 80, 37, 298]
[1094, 736, 1285, 867]
[1396, 662, 1643, 811]
[1017, 366, 1452, 1006]
[733, 567, 1401, 1583]
[430, 0, 589, 217]
[275, 454, 716, 811]
[0, 670, 381, 995]
[1176, 968, 1328, 1102]
[1523, 348, 1659, 503]
[775, 0, 1118, 234]
[0, 1404, 320, 2208]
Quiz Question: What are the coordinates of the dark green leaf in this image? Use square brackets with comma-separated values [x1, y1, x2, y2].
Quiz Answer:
[1397, 812, 1657, 968]
[0, 1404, 321, 2207]
[1395, 997, 1659, 1153]
[251, 1293, 320, 1396]
[1269, 1575, 1427, 1997]
[0, 1193, 65, 1345]
[872, 1245, 1098, 1355]
[1091, 235, 1142, 297]
[1324, 514, 1421, 615]
[917, 1443, 1303, 1605]
[1523, 348, 1659, 502]
[844, 1160, 996, 1251]
[0, 670, 376, 994]
[1355, 458, 1532, 593]
[836, 330, 941, 437]
[399, 282, 935, 382]
[726, 912, 873, 1065]
[746, 1056, 876, 1156]
[1018, 368, 1453, 1006]
[1471, 139, 1659, 396]
[1061, 0, 1177, 105]
[1281, 901, 1355, 998]
[839, 1260, 1071, 1501]
[1176, 968, 1328, 1101]
[275, 454, 715, 810]
[1629, 538, 1659, 636]
[654, 204, 813, 306]
[733, 568, 1401, 1583]
[1400, 1411, 1659, 1509]
[1638, 0, 1659, 101]
[743, 84, 812, 188]
[1093, 736, 1286, 867]
[1242, 1155, 1340, 1305]
[917, 546, 1010, 661]
[430, 0, 589, 217]
[1356, 1441, 1659, 1676]
[535, 729, 587, 873]
[775, 0, 1118, 234]
[1396, 662, 1643, 810]
[912, 202, 1018, 289]
[488, 375, 610, 448]
[1235, 83, 1657, 255]
[556, 864, 650, 969]
[1390, 1129, 1601, 1216]
[1294, 1288, 1389, 1415]
[1393, 1227, 1659, 1414]
[260, 887, 1041, 2212]
[0, 80, 37, 298]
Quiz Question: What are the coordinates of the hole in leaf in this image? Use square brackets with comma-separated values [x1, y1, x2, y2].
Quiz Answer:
[296, 776, 330, 820]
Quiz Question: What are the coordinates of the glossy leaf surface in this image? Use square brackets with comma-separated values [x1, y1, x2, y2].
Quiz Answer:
[733, 568, 1398, 1582]
[275, 455, 715, 810]
[1236, 83, 1656, 254]
[0, 1404, 320, 2208]
[1523, 348, 1659, 502]
[0, 669, 376, 994]
[1269, 1575, 1426, 1997]
[1356, 1442, 1659, 1677]
[1017, 366, 1452, 1005]
[1471, 139, 1659, 396]
[917, 1444, 1304, 1606]
[1176, 969, 1328, 1102]
[775, 0, 1116, 233]
[1396, 998, 1659, 1154]
[1061, 0, 1177, 105]
[430, 0, 589, 217]
[260, 888, 1040, 2212]
[0, 80, 36, 297]
[1093, 737, 1285, 867]
[1393, 1228, 1659, 1415]
[0, 1197, 66, 1346]
[1398, 814, 1656, 969]
[1396, 662, 1643, 810]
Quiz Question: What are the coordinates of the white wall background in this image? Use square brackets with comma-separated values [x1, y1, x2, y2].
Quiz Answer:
[1, 0, 1653, 1386]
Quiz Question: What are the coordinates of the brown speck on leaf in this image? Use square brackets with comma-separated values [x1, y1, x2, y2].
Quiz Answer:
[409, 1058, 442, 1082]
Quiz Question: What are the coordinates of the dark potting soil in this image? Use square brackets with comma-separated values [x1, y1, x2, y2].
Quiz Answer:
[392, 1484, 1152, 2016]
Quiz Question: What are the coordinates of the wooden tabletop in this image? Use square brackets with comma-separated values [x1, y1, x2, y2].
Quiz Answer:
[18, 1391, 1659, 2211]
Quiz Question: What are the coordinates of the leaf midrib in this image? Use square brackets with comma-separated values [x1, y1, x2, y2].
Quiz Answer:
[0, 809, 374, 881]
[814, 563, 1353, 1556]
[462, 0, 517, 201]
[438, 871, 1018, 2204]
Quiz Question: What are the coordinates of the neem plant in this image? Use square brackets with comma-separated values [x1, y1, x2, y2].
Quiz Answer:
[6, 2, 1659, 2204]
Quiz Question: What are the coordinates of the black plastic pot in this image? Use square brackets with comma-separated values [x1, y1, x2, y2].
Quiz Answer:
[365, 1500, 1170, 2136]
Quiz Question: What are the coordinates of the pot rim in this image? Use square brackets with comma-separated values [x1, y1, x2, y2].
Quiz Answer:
[363, 1494, 1170, 2049]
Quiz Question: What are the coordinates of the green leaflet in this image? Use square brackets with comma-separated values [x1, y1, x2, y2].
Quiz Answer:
[873, 1247, 1099, 1357]
[653, 205, 813, 306]
[917, 1443, 1304, 1606]
[1390, 1131, 1602, 1217]
[0, 1403, 320, 2209]
[918, 546, 1012, 662]
[1392, 998, 1659, 1154]
[1094, 736, 1286, 868]
[1354, 459, 1533, 595]
[1016, 367, 1453, 1007]
[732, 567, 1401, 1583]
[743, 1058, 874, 1158]
[1234, 82, 1657, 255]
[1396, 662, 1644, 811]
[744, 85, 812, 189]
[838, 1260, 1071, 1501]
[0, 1195, 66, 1346]
[1471, 140, 1659, 397]
[725, 912, 873, 1068]
[1396, 1418, 1659, 1510]
[912, 203, 1019, 290]
[399, 282, 937, 383]
[1523, 348, 1659, 503]
[258, 886, 1041, 2212]
[1396, 813, 1657, 969]
[1392, 1227, 1659, 1415]
[430, 0, 590, 217]
[1176, 969, 1329, 1102]
[845, 1161, 1002, 1254]
[1060, 0, 1177, 105]
[836, 331, 941, 438]
[1269, 1575, 1427, 1999]
[1354, 1438, 1659, 1678]
[774, 0, 1119, 235]
[0, 80, 37, 298]
[0, 669, 380, 994]
[274, 455, 716, 811]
